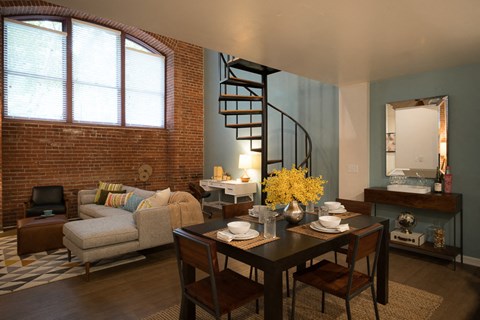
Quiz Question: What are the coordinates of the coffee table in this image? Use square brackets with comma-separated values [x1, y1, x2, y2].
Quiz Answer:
[17, 214, 68, 255]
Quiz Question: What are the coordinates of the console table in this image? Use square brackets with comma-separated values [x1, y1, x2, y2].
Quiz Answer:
[364, 187, 463, 269]
[200, 179, 257, 208]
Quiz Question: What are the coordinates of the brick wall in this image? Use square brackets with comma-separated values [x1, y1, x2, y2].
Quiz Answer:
[0, 1, 204, 228]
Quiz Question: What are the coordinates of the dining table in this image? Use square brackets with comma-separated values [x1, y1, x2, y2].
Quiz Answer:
[181, 211, 390, 320]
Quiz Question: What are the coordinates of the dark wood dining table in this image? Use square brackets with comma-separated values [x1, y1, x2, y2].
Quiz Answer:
[181, 213, 390, 320]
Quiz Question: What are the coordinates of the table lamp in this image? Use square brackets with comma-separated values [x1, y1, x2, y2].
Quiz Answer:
[238, 154, 252, 182]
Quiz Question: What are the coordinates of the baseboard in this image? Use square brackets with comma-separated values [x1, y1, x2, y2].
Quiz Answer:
[457, 255, 480, 267]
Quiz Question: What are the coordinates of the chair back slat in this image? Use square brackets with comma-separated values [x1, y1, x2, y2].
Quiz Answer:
[346, 223, 383, 265]
[174, 228, 219, 274]
[222, 201, 254, 219]
[336, 198, 373, 216]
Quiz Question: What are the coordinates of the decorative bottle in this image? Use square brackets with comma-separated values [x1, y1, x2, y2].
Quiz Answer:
[434, 167, 443, 193]
[443, 166, 452, 193]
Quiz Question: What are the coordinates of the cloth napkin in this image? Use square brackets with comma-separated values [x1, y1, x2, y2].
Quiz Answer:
[337, 224, 349, 232]
[217, 230, 235, 242]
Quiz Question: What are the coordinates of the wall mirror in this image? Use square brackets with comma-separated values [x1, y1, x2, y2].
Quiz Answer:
[386, 95, 448, 178]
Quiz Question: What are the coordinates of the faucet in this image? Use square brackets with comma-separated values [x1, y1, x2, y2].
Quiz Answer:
[415, 172, 426, 186]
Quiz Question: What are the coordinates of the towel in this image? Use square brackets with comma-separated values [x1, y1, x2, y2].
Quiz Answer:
[337, 223, 349, 232]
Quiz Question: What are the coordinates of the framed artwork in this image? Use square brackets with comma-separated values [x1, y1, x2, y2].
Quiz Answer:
[386, 132, 396, 152]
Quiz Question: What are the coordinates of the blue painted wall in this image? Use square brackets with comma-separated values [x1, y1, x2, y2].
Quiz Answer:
[370, 63, 480, 259]
[204, 49, 339, 205]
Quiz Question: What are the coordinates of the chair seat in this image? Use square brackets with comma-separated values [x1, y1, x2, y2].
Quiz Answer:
[293, 260, 371, 298]
[185, 268, 263, 315]
[26, 204, 66, 217]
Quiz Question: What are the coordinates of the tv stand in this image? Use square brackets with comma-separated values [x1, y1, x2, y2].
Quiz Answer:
[364, 187, 462, 270]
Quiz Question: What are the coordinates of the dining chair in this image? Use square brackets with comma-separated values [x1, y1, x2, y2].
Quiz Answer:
[222, 202, 292, 297]
[173, 228, 264, 320]
[334, 198, 374, 273]
[291, 223, 384, 320]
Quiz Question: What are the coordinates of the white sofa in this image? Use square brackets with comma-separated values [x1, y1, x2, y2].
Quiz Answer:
[63, 185, 204, 278]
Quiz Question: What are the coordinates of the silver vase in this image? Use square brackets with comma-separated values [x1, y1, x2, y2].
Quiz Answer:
[283, 200, 304, 224]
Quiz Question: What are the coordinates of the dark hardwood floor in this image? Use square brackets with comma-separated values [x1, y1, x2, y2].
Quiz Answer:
[1, 225, 479, 319]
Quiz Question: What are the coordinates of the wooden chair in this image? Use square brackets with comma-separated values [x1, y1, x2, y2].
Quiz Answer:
[334, 198, 374, 272]
[291, 223, 384, 320]
[173, 228, 263, 320]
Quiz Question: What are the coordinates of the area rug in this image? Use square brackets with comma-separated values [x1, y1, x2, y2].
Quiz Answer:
[0, 235, 145, 295]
[144, 279, 443, 320]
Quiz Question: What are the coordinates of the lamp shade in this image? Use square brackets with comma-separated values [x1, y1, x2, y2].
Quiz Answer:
[238, 154, 252, 169]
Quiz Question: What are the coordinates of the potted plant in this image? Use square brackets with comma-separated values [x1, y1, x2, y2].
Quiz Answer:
[262, 166, 327, 224]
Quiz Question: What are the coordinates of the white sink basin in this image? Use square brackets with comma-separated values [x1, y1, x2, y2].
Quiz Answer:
[387, 184, 431, 194]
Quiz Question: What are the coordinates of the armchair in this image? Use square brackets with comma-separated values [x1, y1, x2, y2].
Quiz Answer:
[23, 186, 68, 218]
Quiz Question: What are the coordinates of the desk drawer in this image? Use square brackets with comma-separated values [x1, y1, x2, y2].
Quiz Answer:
[224, 183, 256, 195]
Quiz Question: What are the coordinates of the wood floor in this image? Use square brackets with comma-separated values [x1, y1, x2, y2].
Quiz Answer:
[1, 230, 479, 319]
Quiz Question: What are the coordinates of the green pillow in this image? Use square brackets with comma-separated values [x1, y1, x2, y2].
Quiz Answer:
[95, 189, 126, 205]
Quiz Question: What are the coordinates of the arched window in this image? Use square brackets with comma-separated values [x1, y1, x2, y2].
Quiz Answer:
[3, 16, 165, 128]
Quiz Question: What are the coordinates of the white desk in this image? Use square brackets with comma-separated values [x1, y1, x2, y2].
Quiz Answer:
[200, 179, 257, 208]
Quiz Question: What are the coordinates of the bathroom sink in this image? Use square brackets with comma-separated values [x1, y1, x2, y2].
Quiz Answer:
[387, 184, 431, 194]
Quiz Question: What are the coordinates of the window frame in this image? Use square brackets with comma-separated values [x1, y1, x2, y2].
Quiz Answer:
[2, 15, 167, 129]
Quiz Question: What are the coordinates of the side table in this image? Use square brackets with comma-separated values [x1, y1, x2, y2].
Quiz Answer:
[17, 214, 68, 255]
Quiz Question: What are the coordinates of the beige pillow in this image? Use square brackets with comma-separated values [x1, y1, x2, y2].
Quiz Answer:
[147, 188, 171, 207]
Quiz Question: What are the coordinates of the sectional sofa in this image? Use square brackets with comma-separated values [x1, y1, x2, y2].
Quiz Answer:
[62, 185, 204, 278]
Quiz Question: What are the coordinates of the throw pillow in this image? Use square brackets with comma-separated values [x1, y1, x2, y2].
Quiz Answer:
[123, 194, 144, 213]
[147, 187, 171, 207]
[136, 198, 153, 211]
[94, 181, 123, 203]
[105, 192, 133, 208]
[96, 189, 126, 206]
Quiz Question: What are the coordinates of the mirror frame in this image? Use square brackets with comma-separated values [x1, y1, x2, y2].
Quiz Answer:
[385, 95, 448, 178]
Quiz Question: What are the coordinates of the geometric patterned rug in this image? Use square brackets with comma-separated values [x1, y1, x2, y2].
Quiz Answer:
[0, 235, 145, 295]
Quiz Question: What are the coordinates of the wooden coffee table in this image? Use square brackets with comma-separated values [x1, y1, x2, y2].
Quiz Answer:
[17, 214, 68, 255]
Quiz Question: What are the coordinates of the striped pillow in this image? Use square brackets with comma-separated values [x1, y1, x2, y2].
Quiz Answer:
[136, 198, 153, 211]
[105, 192, 133, 208]
[94, 181, 123, 204]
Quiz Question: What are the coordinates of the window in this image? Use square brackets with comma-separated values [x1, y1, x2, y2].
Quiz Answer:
[72, 20, 121, 125]
[3, 17, 165, 128]
[3, 18, 67, 121]
[125, 40, 165, 127]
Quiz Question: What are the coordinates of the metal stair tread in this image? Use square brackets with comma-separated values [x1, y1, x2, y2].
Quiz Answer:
[220, 109, 263, 115]
[227, 58, 280, 75]
[267, 159, 282, 164]
[237, 135, 262, 140]
[220, 77, 264, 89]
[225, 122, 262, 128]
[219, 94, 263, 101]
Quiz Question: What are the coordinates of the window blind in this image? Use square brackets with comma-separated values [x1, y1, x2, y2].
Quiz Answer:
[125, 47, 165, 128]
[72, 19, 121, 125]
[3, 18, 67, 121]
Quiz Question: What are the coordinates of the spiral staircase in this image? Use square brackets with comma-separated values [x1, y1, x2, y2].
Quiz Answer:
[218, 54, 312, 202]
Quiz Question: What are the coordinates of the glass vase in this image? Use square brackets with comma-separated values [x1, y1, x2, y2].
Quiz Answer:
[283, 200, 304, 224]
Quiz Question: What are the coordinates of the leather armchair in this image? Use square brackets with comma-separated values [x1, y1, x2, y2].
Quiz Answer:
[23, 186, 68, 218]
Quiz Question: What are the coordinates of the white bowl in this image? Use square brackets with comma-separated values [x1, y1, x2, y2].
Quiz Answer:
[318, 215, 341, 229]
[324, 201, 341, 211]
[227, 221, 251, 234]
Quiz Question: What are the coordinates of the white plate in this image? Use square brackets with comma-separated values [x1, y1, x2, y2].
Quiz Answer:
[310, 221, 342, 233]
[248, 211, 279, 218]
[329, 208, 347, 214]
[233, 229, 260, 240]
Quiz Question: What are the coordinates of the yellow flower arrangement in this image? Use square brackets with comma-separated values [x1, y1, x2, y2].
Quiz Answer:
[262, 165, 327, 209]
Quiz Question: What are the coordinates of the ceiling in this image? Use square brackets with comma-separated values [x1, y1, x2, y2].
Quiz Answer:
[49, 0, 480, 85]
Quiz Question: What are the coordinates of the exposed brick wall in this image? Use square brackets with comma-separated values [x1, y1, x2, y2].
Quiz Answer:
[0, 2, 204, 228]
